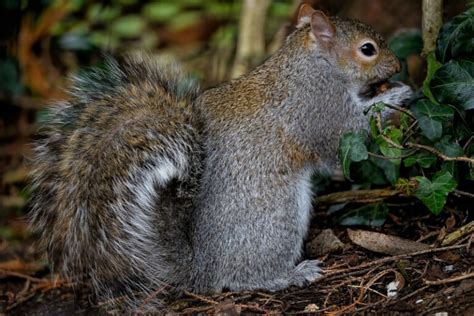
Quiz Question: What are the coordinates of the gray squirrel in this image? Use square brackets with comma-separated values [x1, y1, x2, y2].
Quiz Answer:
[29, 4, 412, 309]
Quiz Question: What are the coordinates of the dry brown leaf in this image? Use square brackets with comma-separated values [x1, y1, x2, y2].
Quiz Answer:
[347, 229, 430, 255]
[306, 229, 344, 257]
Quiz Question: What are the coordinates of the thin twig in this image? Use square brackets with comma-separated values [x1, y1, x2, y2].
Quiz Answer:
[0, 270, 45, 283]
[133, 286, 169, 315]
[324, 266, 384, 283]
[184, 290, 219, 305]
[424, 272, 474, 285]
[442, 221, 474, 246]
[376, 112, 404, 149]
[463, 136, 474, 151]
[316, 188, 400, 205]
[453, 189, 474, 199]
[348, 284, 388, 299]
[402, 120, 420, 143]
[391, 285, 430, 305]
[6, 292, 37, 311]
[319, 243, 468, 281]
[383, 103, 416, 120]
[368, 149, 418, 160]
[405, 142, 474, 164]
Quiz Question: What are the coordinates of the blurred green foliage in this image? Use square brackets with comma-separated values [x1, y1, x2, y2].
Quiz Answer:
[43, 0, 293, 51]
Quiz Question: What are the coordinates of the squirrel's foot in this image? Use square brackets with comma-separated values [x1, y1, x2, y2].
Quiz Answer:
[360, 81, 413, 109]
[357, 81, 413, 121]
[374, 81, 413, 108]
[288, 260, 322, 287]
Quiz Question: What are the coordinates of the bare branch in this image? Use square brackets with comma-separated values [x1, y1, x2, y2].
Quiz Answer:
[405, 142, 474, 164]
[232, 0, 271, 78]
[422, 0, 443, 55]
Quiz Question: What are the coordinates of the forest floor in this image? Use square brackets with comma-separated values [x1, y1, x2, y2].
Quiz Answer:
[1, 197, 473, 315]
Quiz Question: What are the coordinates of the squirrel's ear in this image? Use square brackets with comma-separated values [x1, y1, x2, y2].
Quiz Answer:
[297, 3, 315, 27]
[310, 10, 335, 44]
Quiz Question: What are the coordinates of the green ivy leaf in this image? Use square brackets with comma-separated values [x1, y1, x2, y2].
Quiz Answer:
[418, 116, 443, 140]
[430, 60, 474, 110]
[377, 127, 402, 164]
[395, 178, 418, 196]
[435, 136, 465, 157]
[389, 29, 423, 59]
[352, 160, 388, 185]
[399, 113, 410, 132]
[411, 99, 455, 141]
[415, 171, 457, 214]
[339, 132, 369, 179]
[435, 136, 464, 178]
[379, 141, 402, 163]
[373, 157, 399, 184]
[437, 6, 474, 63]
[336, 203, 389, 227]
[403, 152, 437, 168]
[440, 161, 457, 178]
[369, 116, 379, 138]
[412, 99, 455, 121]
[423, 52, 442, 104]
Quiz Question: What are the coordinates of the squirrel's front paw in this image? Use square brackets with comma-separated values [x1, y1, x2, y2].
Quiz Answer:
[374, 81, 413, 107]
[289, 260, 322, 287]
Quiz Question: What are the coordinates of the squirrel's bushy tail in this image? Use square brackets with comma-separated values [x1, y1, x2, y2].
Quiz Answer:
[29, 54, 201, 306]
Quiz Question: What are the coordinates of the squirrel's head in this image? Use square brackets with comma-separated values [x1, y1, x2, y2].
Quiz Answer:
[297, 4, 401, 93]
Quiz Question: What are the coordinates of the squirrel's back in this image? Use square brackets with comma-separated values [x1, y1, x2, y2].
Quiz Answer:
[29, 54, 201, 304]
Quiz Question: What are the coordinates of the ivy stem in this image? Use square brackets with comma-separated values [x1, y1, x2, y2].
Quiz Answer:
[462, 136, 474, 151]
[375, 112, 404, 149]
[405, 142, 474, 164]
[383, 103, 416, 120]
[368, 149, 418, 160]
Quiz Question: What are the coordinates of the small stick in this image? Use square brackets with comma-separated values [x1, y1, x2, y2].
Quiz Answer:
[463, 136, 474, 151]
[316, 188, 400, 205]
[319, 243, 468, 281]
[453, 189, 474, 199]
[348, 284, 388, 299]
[442, 221, 474, 246]
[424, 272, 474, 285]
[6, 292, 37, 311]
[376, 112, 404, 149]
[0, 270, 45, 283]
[368, 149, 417, 160]
[133, 286, 169, 315]
[184, 290, 219, 305]
[405, 142, 474, 164]
[383, 103, 416, 120]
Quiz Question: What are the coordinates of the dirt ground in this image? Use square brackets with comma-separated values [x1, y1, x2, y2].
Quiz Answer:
[1, 198, 472, 315]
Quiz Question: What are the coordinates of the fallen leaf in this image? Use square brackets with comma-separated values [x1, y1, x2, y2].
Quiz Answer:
[347, 229, 430, 255]
[306, 229, 344, 257]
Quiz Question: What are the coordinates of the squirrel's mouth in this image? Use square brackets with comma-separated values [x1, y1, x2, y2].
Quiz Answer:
[358, 78, 391, 99]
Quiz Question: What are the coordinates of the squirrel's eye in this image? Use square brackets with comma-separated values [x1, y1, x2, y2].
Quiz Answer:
[360, 43, 377, 57]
